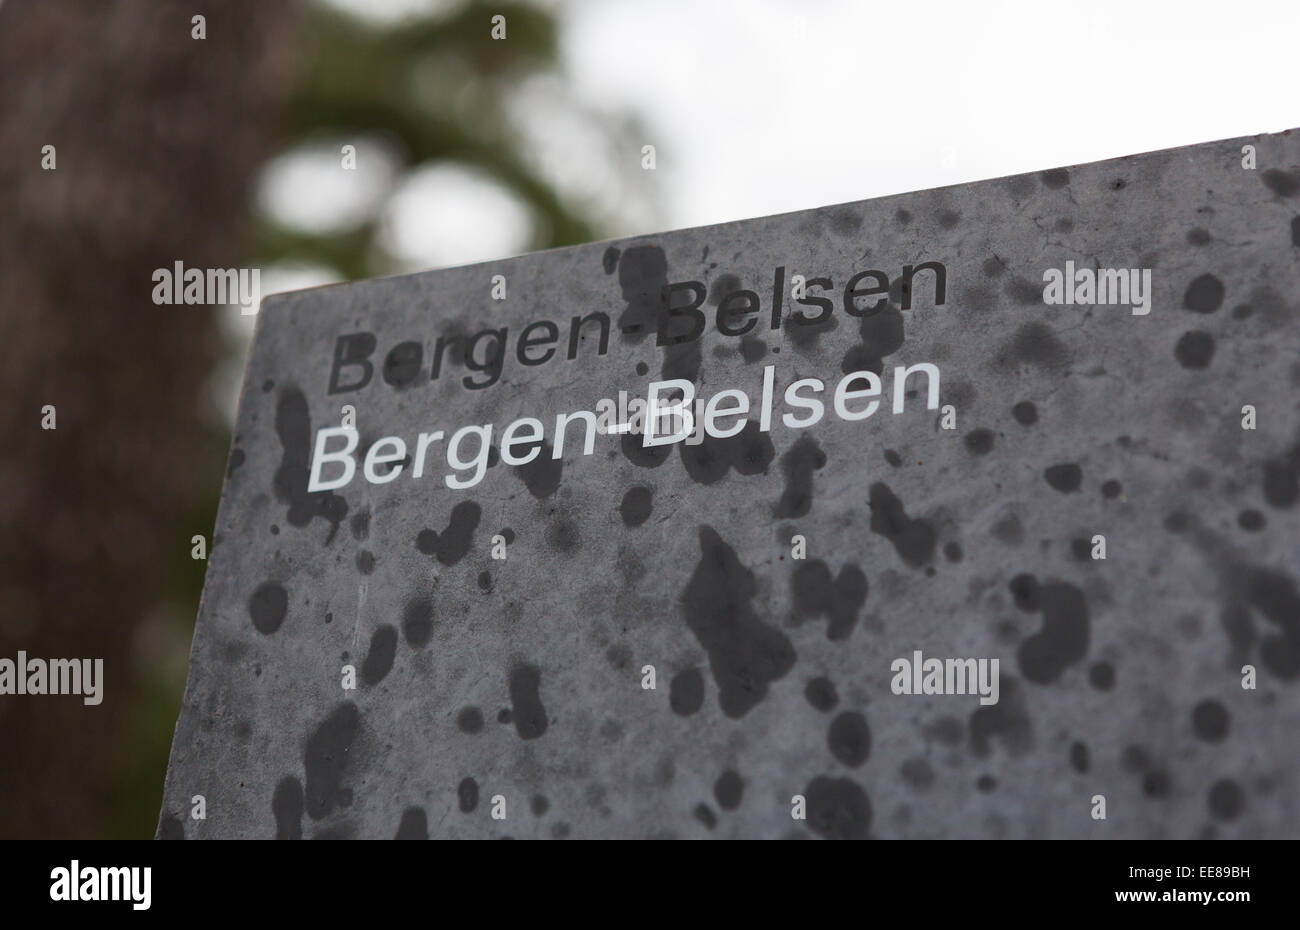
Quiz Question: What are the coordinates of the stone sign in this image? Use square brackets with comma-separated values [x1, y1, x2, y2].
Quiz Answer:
[159, 130, 1300, 839]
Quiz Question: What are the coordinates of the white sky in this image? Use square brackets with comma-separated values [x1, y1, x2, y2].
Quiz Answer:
[222, 0, 1300, 421]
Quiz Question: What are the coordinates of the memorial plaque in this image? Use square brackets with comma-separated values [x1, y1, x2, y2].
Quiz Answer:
[159, 130, 1300, 839]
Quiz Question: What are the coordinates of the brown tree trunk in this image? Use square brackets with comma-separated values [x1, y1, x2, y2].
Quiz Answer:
[0, 0, 300, 838]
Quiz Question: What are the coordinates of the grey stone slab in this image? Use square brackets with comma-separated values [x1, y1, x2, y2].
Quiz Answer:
[159, 129, 1300, 839]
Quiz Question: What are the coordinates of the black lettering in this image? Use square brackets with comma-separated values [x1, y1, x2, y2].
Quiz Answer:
[901, 261, 946, 310]
[656, 281, 706, 347]
[567, 312, 610, 360]
[518, 320, 559, 366]
[383, 340, 423, 387]
[431, 334, 463, 382]
[844, 270, 890, 316]
[715, 289, 759, 336]
[463, 328, 507, 390]
[792, 276, 833, 325]
[328, 332, 375, 394]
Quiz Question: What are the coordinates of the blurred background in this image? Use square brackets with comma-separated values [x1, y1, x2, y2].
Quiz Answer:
[0, 0, 1295, 838]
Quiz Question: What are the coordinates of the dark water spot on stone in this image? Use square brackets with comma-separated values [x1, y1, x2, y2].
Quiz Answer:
[1012, 401, 1038, 426]
[1044, 463, 1083, 493]
[964, 428, 995, 455]
[1102, 479, 1122, 499]
[1187, 227, 1211, 245]
[530, 794, 550, 817]
[680, 420, 776, 485]
[402, 597, 433, 647]
[1233, 303, 1253, 319]
[355, 550, 375, 574]
[1143, 768, 1171, 798]
[669, 668, 705, 716]
[1009, 573, 1040, 611]
[714, 770, 744, 810]
[361, 625, 398, 685]
[992, 513, 1024, 546]
[621, 431, 672, 468]
[272, 776, 303, 840]
[1164, 511, 1190, 534]
[508, 663, 549, 739]
[616, 246, 668, 341]
[1110, 177, 1128, 191]
[964, 285, 996, 313]
[1208, 779, 1244, 819]
[1292, 217, 1300, 247]
[740, 335, 767, 363]
[546, 516, 580, 553]
[1192, 699, 1229, 742]
[1088, 661, 1115, 690]
[841, 302, 904, 376]
[1261, 168, 1300, 197]
[900, 757, 934, 790]
[477, 570, 492, 592]
[1262, 441, 1300, 508]
[1041, 168, 1069, 189]
[804, 776, 871, 840]
[1070, 537, 1091, 561]
[270, 524, 279, 535]
[924, 715, 964, 746]
[228, 448, 245, 477]
[1054, 218, 1074, 233]
[683, 526, 796, 718]
[456, 706, 484, 734]
[895, 208, 912, 224]
[976, 774, 997, 792]
[969, 678, 1033, 757]
[249, 581, 288, 634]
[791, 560, 867, 640]
[1069, 742, 1089, 774]
[1004, 276, 1041, 306]
[458, 777, 479, 813]
[602, 245, 620, 274]
[982, 256, 1006, 277]
[497, 707, 512, 724]
[274, 387, 347, 542]
[501, 527, 516, 544]
[804, 676, 838, 712]
[708, 273, 741, 305]
[394, 807, 427, 839]
[868, 482, 935, 567]
[944, 541, 963, 562]
[312, 825, 355, 840]
[261, 379, 274, 393]
[605, 643, 632, 671]
[158, 815, 185, 840]
[515, 442, 563, 498]
[416, 500, 480, 565]
[635, 361, 648, 376]
[619, 486, 652, 526]
[693, 804, 717, 829]
[350, 508, 370, 541]
[775, 435, 826, 518]
[884, 449, 902, 467]
[1238, 509, 1265, 531]
[1183, 274, 1225, 313]
[1237, 564, 1300, 678]
[1174, 330, 1215, 369]
[938, 209, 961, 229]
[828, 711, 871, 767]
[993, 322, 1069, 372]
[304, 702, 359, 820]
[1016, 579, 1089, 683]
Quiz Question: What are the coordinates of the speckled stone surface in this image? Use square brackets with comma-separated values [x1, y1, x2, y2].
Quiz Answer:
[159, 130, 1300, 839]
